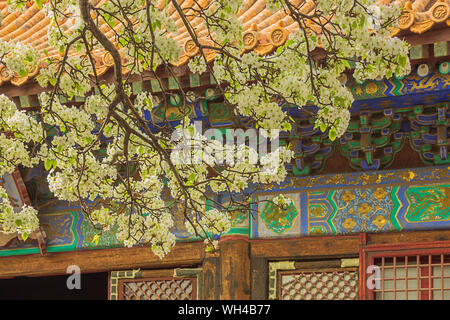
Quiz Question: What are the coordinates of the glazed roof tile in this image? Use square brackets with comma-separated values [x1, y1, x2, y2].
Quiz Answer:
[0, 0, 448, 87]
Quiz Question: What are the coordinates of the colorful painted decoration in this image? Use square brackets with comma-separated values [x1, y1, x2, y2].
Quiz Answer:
[440, 62, 449, 75]
[410, 104, 449, 165]
[261, 196, 298, 234]
[252, 167, 450, 239]
[1, 166, 449, 257]
[417, 64, 430, 77]
[405, 186, 450, 222]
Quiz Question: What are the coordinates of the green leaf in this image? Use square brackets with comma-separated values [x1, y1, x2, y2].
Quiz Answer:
[21, 232, 29, 241]
[35, 0, 42, 9]
[399, 55, 407, 68]
[160, 139, 168, 149]
[44, 159, 53, 171]
[133, 35, 141, 44]
[329, 128, 337, 141]
[186, 173, 197, 186]
[320, 122, 327, 132]
[104, 13, 115, 28]
[18, 69, 28, 78]
[92, 234, 100, 245]
[342, 60, 351, 70]
[283, 122, 292, 131]
[359, 15, 365, 28]
[144, 98, 152, 107]
[385, 70, 393, 79]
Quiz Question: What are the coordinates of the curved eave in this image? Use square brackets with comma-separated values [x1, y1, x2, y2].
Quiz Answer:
[0, 0, 448, 88]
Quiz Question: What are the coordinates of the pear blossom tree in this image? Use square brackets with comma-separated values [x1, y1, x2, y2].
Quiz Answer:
[0, 0, 410, 258]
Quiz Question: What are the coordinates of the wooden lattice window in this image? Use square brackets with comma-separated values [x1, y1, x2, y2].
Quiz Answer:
[280, 270, 359, 300]
[119, 277, 197, 300]
[361, 241, 450, 300]
[371, 255, 450, 300]
[109, 268, 201, 300]
[274, 259, 359, 300]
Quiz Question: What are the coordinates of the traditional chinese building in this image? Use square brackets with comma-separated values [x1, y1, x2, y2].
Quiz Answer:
[0, 0, 449, 300]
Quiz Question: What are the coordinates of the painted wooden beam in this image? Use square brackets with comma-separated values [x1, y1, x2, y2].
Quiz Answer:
[0, 241, 204, 279]
[249, 230, 450, 261]
[250, 235, 360, 259]
[367, 229, 450, 246]
[402, 28, 450, 46]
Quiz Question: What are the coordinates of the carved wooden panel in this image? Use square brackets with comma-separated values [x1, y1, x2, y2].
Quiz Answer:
[279, 269, 359, 300]
[118, 277, 197, 300]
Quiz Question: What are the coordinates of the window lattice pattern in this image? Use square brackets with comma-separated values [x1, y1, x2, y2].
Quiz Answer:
[373, 254, 450, 300]
[280, 271, 359, 300]
[122, 278, 195, 300]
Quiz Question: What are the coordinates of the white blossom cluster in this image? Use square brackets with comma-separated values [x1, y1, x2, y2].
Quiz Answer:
[112, 210, 176, 259]
[37, 56, 92, 99]
[205, 0, 243, 44]
[185, 208, 231, 249]
[272, 194, 292, 209]
[0, 40, 40, 78]
[100, 0, 180, 73]
[188, 56, 207, 75]
[0, 0, 412, 258]
[84, 85, 117, 121]
[211, 0, 409, 140]
[0, 186, 39, 240]
[170, 124, 294, 194]
[0, 95, 44, 176]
